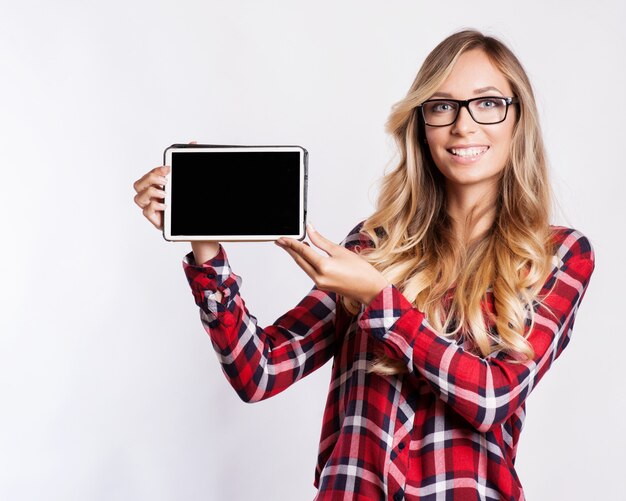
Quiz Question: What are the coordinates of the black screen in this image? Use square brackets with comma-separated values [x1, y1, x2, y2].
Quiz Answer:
[170, 151, 302, 236]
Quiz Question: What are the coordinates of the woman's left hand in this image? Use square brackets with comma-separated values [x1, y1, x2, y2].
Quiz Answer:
[274, 223, 390, 306]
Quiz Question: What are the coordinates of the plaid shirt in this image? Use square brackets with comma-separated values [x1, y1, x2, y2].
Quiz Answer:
[182, 220, 595, 501]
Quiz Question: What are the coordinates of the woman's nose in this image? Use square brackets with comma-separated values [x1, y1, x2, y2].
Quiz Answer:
[452, 105, 477, 134]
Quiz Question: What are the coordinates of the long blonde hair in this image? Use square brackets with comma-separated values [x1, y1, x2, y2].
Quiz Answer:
[341, 29, 559, 375]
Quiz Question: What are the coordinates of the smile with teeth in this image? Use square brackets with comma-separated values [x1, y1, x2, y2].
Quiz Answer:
[448, 146, 489, 157]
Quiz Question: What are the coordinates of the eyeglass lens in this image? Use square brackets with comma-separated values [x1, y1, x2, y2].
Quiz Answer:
[422, 98, 508, 125]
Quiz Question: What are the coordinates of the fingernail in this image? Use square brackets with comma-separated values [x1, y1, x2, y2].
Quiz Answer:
[307, 222, 316, 233]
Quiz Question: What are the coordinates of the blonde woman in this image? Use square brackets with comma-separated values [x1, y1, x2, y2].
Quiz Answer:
[133, 29, 596, 501]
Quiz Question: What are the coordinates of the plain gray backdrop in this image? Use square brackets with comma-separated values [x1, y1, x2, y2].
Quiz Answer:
[1, 1, 623, 500]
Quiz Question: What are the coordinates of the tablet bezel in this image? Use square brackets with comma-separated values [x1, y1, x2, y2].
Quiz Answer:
[162, 144, 308, 242]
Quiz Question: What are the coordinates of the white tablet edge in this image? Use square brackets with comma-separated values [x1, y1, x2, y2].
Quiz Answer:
[162, 145, 308, 242]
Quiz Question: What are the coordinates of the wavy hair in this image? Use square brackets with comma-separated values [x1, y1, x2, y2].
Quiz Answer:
[340, 29, 559, 375]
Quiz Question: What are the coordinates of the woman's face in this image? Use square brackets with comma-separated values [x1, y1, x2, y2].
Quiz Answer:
[424, 49, 517, 199]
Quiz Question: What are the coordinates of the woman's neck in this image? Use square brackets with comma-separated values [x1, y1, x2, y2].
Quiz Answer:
[446, 183, 498, 245]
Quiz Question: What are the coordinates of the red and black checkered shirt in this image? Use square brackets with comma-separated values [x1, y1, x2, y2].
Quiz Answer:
[182, 220, 595, 501]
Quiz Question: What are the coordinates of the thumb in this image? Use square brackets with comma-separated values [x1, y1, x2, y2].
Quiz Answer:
[307, 223, 336, 255]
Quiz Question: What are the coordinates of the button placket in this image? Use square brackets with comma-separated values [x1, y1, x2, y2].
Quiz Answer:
[387, 378, 413, 500]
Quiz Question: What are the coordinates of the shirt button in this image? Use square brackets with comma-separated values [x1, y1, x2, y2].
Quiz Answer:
[393, 492, 404, 501]
[398, 441, 406, 450]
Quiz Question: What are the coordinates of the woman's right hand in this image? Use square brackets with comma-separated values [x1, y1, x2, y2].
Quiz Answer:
[133, 163, 221, 264]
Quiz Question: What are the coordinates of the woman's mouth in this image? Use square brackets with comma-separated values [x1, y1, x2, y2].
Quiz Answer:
[446, 146, 489, 163]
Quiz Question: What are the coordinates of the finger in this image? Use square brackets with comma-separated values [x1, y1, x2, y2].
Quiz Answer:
[189, 140, 197, 144]
[142, 198, 167, 217]
[133, 169, 169, 193]
[278, 242, 319, 282]
[306, 225, 339, 257]
[278, 238, 326, 272]
[133, 169, 167, 193]
[134, 186, 167, 209]
[142, 200, 167, 229]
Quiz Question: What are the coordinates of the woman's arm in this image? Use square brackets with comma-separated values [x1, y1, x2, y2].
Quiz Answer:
[358, 228, 596, 433]
[182, 226, 363, 403]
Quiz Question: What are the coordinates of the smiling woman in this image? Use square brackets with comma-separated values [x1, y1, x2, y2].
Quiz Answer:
[133, 28, 596, 501]
[422, 49, 518, 225]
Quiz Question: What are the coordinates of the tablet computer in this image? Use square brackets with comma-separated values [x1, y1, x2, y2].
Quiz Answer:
[162, 143, 308, 242]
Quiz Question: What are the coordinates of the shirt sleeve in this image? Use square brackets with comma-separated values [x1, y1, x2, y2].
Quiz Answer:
[357, 228, 596, 433]
[182, 222, 368, 403]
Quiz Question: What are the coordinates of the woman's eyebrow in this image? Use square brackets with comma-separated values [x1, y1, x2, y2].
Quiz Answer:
[430, 86, 503, 98]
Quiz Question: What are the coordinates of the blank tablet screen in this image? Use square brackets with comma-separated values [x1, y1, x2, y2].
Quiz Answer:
[170, 150, 302, 236]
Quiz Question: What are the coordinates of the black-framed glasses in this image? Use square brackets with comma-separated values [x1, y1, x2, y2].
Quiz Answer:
[417, 96, 519, 126]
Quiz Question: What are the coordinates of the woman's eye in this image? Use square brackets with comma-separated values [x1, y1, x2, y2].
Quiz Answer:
[433, 102, 454, 112]
[477, 99, 503, 108]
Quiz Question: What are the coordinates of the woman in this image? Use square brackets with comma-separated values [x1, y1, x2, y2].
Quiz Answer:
[133, 29, 595, 501]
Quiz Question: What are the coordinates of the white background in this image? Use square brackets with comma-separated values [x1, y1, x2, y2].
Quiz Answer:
[1, 1, 623, 500]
